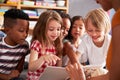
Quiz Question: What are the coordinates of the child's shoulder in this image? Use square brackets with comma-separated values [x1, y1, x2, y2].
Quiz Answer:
[105, 34, 111, 42]
[81, 34, 89, 40]
[30, 40, 42, 47]
[21, 40, 29, 47]
[31, 40, 41, 44]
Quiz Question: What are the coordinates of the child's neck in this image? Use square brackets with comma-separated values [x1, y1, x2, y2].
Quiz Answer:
[71, 38, 80, 48]
[93, 40, 104, 47]
[46, 42, 54, 47]
[4, 37, 18, 46]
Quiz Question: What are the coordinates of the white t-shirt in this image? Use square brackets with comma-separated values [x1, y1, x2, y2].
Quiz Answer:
[77, 34, 111, 68]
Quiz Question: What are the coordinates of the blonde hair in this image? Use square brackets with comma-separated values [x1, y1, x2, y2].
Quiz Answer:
[32, 10, 63, 55]
[85, 8, 111, 34]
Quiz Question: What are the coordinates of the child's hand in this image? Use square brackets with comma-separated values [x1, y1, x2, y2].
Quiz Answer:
[42, 54, 60, 65]
[66, 63, 86, 80]
[9, 70, 20, 79]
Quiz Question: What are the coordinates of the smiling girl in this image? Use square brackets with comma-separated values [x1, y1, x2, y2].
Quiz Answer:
[27, 10, 63, 80]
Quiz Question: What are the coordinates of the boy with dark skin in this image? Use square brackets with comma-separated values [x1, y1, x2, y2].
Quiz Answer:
[0, 9, 29, 80]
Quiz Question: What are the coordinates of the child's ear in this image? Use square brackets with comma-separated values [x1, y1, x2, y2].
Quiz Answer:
[4, 27, 10, 34]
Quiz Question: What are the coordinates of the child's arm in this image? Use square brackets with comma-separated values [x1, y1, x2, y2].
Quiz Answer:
[0, 73, 11, 80]
[56, 53, 62, 67]
[28, 50, 60, 71]
[0, 70, 19, 80]
[87, 73, 109, 80]
[67, 51, 81, 66]
[28, 50, 45, 71]
[0, 57, 25, 80]
[16, 56, 25, 73]
[64, 42, 79, 64]
[66, 63, 109, 80]
[66, 63, 86, 80]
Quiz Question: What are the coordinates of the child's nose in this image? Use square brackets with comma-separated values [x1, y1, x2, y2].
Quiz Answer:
[76, 27, 80, 31]
[53, 30, 58, 35]
[23, 32, 28, 38]
[92, 31, 97, 36]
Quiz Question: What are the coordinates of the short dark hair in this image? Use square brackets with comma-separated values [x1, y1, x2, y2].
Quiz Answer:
[4, 8, 29, 20]
[58, 11, 71, 20]
[3, 9, 29, 28]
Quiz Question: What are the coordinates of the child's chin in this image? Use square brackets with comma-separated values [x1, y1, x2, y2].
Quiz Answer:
[18, 40, 25, 44]
[51, 38, 57, 41]
[53, 39, 57, 41]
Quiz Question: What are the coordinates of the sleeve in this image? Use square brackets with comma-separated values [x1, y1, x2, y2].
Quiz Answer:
[30, 40, 41, 52]
[25, 41, 30, 56]
[21, 40, 30, 56]
[16, 56, 25, 73]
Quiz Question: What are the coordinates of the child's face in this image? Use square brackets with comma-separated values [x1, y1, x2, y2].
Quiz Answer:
[86, 19, 105, 43]
[71, 19, 85, 39]
[6, 19, 29, 45]
[47, 20, 61, 42]
[61, 18, 71, 38]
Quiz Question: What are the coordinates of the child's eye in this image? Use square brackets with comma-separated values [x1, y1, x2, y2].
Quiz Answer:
[96, 30, 101, 32]
[57, 28, 61, 31]
[49, 28, 54, 31]
[61, 26, 65, 30]
[87, 30, 93, 32]
[19, 29, 24, 32]
[73, 25, 76, 28]
[79, 27, 83, 29]
[19, 29, 28, 34]
[66, 29, 69, 32]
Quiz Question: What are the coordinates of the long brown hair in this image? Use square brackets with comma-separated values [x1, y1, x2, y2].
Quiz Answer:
[32, 10, 63, 55]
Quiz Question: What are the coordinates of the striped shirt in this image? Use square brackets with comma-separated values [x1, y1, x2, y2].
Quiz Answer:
[0, 37, 29, 74]
[27, 40, 56, 80]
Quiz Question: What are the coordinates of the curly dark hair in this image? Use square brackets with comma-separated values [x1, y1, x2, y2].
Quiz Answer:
[58, 11, 71, 21]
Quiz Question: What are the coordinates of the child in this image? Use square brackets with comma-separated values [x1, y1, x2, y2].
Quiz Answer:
[66, 0, 120, 79]
[0, 9, 30, 80]
[57, 12, 71, 66]
[78, 8, 111, 68]
[66, 8, 111, 80]
[27, 10, 63, 80]
[63, 16, 85, 66]
[59, 11, 71, 39]
[66, 16, 85, 52]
